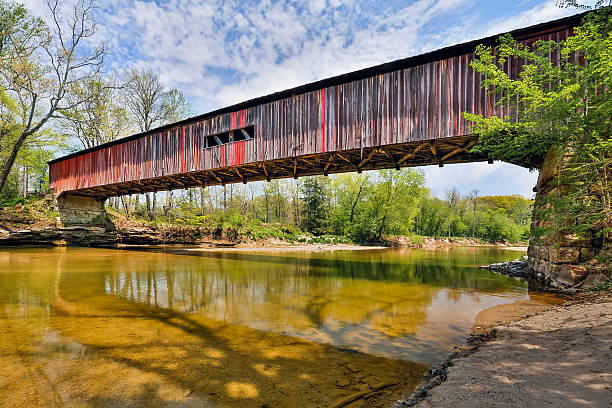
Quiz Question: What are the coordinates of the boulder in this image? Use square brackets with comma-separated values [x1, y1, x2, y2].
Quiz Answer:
[557, 265, 588, 286]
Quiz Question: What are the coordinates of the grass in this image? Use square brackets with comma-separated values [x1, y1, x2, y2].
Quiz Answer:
[0, 195, 58, 228]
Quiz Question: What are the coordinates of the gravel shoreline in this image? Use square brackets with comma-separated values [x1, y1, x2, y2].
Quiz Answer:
[393, 293, 612, 408]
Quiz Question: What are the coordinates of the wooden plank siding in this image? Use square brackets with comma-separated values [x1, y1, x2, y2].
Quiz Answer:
[49, 21, 575, 198]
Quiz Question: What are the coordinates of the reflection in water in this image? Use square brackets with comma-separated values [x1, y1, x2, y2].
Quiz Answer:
[0, 246, 542, 407]
[103, 247, 530, 362]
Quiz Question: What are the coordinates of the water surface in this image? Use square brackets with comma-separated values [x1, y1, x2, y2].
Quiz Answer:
[0, 246, 546, 407]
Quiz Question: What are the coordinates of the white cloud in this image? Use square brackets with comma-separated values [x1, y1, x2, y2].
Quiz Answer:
[482, 1, 574, 36]
[89, 0, 481, 109]
[20, 0, 581, 113]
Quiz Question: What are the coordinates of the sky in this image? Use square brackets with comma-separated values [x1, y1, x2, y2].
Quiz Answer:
[23, 0, 584, 198]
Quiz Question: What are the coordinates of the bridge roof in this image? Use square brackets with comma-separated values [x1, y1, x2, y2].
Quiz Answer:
[49, 11, 586, 165]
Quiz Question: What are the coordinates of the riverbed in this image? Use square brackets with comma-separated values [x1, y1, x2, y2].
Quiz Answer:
[0, 246, 558, 407]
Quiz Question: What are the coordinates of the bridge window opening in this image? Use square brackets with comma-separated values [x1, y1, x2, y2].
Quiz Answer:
[218, 132, 230, 144]
[204, 125, 254, 148]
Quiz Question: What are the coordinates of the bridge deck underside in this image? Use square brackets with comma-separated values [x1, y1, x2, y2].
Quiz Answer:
[72, 135, 484, 198]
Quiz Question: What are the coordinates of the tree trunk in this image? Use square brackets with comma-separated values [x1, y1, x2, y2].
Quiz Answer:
[377, 214, 387, 241]
[165, 191, 173, 219]
[145, 193, 151, 218]
[223, 185, 227, 211]
[121, 195, 130, 219]
[349, 182, 365, 223]
[472, 202, 477, 238]
[0, 131, 28, 195]
[200, 187, 205, 215]
[152, 192, 156, 219]
[264, 190, 269, 223]
[22, 165, 29, 198]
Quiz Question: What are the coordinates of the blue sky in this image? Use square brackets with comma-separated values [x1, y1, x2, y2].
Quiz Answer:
[24, 0, 584, 198]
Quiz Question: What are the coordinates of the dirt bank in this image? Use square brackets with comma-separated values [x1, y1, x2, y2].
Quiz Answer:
[395, 292, 612, 408]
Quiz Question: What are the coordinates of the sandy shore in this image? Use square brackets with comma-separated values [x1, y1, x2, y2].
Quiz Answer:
[500, 246, 527, 251]
[401, 294, 612, 408]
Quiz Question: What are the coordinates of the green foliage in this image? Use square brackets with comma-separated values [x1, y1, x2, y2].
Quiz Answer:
[413, 198, 448, 237]
[478, 195, 533, 225]
[327, 169, 426, 242]
[329, 173, 372, 236]
[467, 9, 611, 167]
[113, 172, 532, 244]
[300, 176, 330, 234]
[162, 89, 193, 123]
[411, 193, 530, 242]
[369, 169, 425, 239]
[467, 8, 612, 241]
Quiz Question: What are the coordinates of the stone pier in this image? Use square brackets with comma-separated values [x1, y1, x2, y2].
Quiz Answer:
[56, 194, 109, 226]
[527, 149, 611, 289]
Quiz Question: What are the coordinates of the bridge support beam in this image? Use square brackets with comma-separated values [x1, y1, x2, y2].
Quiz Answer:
[527, 149, 610, 289]
[56, 193, 109, 226]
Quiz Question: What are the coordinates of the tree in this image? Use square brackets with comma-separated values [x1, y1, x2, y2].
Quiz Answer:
[123, 69, 166, 133]
[0, 0, 106, 194]
[469, 189, 479, 238]
[162, 89, 192, 124]
[60, 77, 130, 149]
[329, 173, 372, 236]
[123, 69, 192, 132]
[300, 176, 329, 234]
[465, 7, 611, 241]
[445, 187, 461, 237]
[358, 169, 425, 241]
[414, 197, 448, 237]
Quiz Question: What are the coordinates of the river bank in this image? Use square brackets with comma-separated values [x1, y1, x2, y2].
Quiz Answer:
[394, 290, 612, 408]
[0, 223, 527, 250]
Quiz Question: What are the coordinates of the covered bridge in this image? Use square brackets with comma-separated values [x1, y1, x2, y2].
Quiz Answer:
[48, 12, 582, 223]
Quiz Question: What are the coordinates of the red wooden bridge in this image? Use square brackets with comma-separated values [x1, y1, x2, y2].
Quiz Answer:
[49, 13, 581, 200]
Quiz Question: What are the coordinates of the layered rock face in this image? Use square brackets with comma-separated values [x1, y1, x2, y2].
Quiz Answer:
[528, 149, 611, 289]
[0, 226, 117, 246]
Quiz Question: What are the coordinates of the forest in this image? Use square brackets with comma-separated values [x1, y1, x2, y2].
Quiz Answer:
[104, 171, 533, 244]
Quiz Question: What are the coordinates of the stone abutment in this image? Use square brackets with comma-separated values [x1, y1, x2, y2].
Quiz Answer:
[56, 193, 109, 226]
[528, 149, 611, 289]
